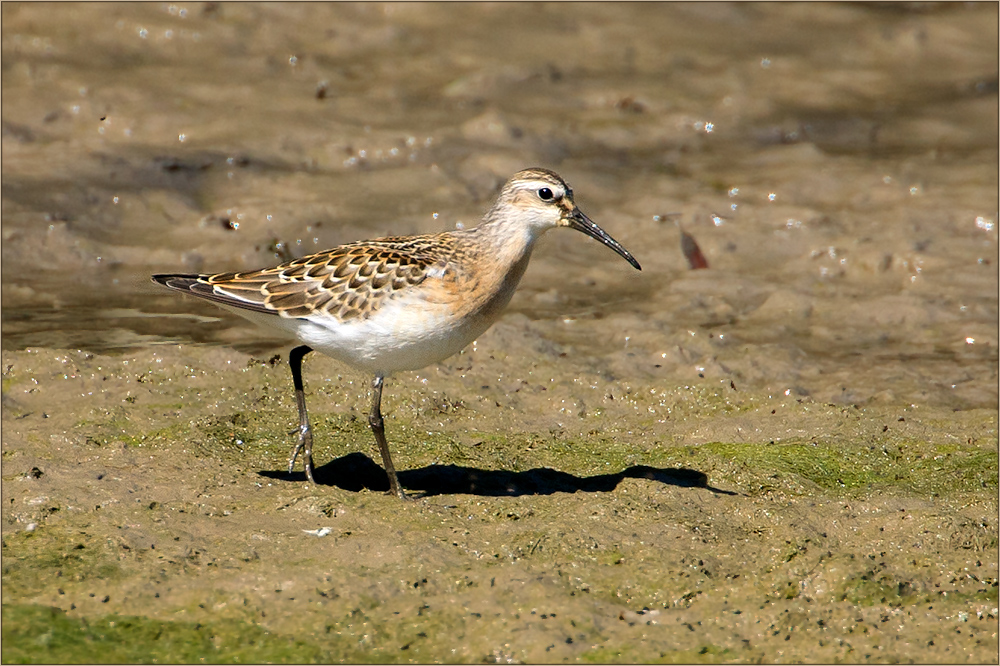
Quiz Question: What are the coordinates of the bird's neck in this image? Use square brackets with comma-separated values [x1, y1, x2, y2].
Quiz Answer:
[470, 214, 541, 272]
[439, 217, 539, 322]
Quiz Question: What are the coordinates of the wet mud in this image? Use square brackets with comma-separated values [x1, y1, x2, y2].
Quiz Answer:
[2, 2, 998, 663]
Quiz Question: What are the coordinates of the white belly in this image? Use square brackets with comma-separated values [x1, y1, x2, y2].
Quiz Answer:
[219, 294, 494, 375]
[301, 296, 491, 374]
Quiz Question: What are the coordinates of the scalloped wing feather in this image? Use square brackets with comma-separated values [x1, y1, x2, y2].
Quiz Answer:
[188, 236, 457, 323]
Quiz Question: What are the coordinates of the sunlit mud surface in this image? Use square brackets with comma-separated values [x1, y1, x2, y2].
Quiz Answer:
[2, 3, 997, 663]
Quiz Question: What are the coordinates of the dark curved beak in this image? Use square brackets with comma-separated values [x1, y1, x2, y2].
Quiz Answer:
[567, 208, 642, 271]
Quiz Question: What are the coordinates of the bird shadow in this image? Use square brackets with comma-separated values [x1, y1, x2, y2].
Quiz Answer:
[258, 452, 737, 498]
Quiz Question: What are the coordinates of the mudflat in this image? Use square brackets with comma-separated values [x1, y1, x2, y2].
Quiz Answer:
[2, 340, 996, 662]
[2, 2, 997, 662]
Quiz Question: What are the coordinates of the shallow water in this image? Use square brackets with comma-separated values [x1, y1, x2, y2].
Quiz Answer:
[3, 3, 996, 410]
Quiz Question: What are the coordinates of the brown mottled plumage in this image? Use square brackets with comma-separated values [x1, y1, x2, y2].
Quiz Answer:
[174, 238, 451, 321]
[153, 168, 640, 498]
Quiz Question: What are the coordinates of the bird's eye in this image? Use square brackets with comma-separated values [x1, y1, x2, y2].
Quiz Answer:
[537, 187, 555, 201]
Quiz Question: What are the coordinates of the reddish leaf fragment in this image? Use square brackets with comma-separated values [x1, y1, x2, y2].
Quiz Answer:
[681, 230, 709, 269]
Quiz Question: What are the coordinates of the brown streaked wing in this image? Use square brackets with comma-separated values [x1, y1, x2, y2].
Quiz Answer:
[201, 237, 455, 322]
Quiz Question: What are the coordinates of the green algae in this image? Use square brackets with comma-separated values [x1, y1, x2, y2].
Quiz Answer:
[1, 604, 331, 664]
[687, 439, 996, 497]
[2, 529, 123, 600]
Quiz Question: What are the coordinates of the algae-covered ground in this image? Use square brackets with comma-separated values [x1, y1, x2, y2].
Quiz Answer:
[2, 334, 997, 663]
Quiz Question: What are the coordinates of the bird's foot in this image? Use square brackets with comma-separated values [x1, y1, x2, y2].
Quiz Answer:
[287, 424, 315, 484]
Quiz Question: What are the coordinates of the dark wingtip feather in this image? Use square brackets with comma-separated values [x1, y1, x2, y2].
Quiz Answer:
[152, 274, 201, 291]
[153, 272, 276, 315]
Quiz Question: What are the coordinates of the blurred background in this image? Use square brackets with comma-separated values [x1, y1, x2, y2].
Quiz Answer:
[2, 2, 997, 409]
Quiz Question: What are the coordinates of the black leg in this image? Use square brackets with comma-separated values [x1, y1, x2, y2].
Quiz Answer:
[369, 374, 406, 499]
[287, 345, 315, 483]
